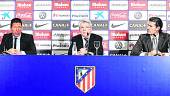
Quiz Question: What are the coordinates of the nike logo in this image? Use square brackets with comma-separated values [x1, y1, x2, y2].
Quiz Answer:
[0, 24, 10, 28]
[111, 23, 125, 28]
[35, 23, 48, 28]
[72, 24, 79, 28]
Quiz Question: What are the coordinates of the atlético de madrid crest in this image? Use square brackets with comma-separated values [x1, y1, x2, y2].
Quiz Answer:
[75, 66, 96, 93]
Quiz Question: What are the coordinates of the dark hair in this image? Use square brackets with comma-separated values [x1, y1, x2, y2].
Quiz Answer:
[10, 18, 22, 28]
[149, 17, 163, 32]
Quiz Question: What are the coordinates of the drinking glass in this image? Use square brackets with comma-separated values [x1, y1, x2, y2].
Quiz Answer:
[94, 41, 100, 55]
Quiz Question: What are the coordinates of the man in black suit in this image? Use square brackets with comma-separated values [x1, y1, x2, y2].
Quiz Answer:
[68, 19, 103, 55]
[0, 18, 36, 55]
[131, 17, 170, 56]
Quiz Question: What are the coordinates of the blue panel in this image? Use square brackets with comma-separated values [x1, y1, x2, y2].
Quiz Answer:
[0, 56, 170, 96]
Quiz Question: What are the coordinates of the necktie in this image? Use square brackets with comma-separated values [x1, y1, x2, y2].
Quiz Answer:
[152, 36, 157, 50]
[14, 38, 17, 49]
[84, 38, 88, 48]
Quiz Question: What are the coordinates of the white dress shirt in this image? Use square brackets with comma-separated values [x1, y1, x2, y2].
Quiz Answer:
[12, 35, 26, 55]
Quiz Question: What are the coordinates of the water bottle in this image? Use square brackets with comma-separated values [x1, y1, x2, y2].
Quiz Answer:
[72, 42, 77, 55]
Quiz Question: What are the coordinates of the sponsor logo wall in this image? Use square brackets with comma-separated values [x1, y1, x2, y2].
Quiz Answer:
[0, 0, 168, 55]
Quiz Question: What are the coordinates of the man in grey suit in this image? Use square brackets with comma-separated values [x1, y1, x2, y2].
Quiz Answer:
[131, 17, 170, 56]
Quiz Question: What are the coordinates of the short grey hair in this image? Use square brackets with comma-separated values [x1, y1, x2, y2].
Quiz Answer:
[79, 19, 92, 27]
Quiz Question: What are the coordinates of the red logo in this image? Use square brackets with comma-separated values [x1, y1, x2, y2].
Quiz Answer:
[75, 66, 96, 93]
[52, 1, 70, 10]
[16, 1, 33, 11]
[90, 1, 108, 10]
[167, 2, 170, 10]
[33, 30, 52, 40]
[129, 1, 147, 10]
[110, 11, 128, 20]
[110, 31, 128, 40]
[102, 40, 108, 51]
[16, 11, 32, 20]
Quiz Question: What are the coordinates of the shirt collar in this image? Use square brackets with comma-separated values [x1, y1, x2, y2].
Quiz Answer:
[13, 34, 21, 39]
[82, 34, 91, 40]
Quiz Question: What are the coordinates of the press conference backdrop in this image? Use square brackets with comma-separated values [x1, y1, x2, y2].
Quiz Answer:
[0, 0, 170, 55]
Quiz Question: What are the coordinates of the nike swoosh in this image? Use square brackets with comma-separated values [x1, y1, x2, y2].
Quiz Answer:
[0, 24, 10, 28]
[72, 24, 79, 28]
[111, 23, 125, 28]
[35, 23, 48, 28]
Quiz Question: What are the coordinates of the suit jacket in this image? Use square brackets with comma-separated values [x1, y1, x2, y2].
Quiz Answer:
[130, 32, 170, 56]
[0, 33, 37, 55]
[68, 33, 103, 55]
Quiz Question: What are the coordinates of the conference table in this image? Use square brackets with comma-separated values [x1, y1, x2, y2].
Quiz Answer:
[0, 56, 170, 96]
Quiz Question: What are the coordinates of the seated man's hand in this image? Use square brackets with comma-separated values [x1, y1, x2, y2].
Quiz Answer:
[148, 50, 157, 56]
[77, 48, 88, 55]
[148, 50, 168, 56]
[159, 52, 170, 56]
[6, 48, 21, 55]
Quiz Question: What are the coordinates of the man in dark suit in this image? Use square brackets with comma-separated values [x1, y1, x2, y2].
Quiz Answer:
[131, 17, 170, 56]
[68, 19, 103, 55]
[0, 18, 36, 55]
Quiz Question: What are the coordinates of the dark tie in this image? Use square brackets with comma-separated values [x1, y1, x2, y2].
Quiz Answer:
[152, 36, 157, 50]
[84, 38, 88, 48]
[14, 38, 17, 49]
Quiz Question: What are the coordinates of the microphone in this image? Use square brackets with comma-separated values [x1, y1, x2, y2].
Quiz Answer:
[87, 33, 89, 37]
[152, 34, 156, 37]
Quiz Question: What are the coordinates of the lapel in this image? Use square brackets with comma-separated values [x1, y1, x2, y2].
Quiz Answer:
[20, 33, 24, 49]
[88, 34, 93, 49]
[77, 35, 83, 50]
[144, 34, 152, 52]
[8, 34, 13, 49]
[158, 32, 165, 50]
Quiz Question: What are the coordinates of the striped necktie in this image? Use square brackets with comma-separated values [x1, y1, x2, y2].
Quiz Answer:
[84, 38, 88, 48]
